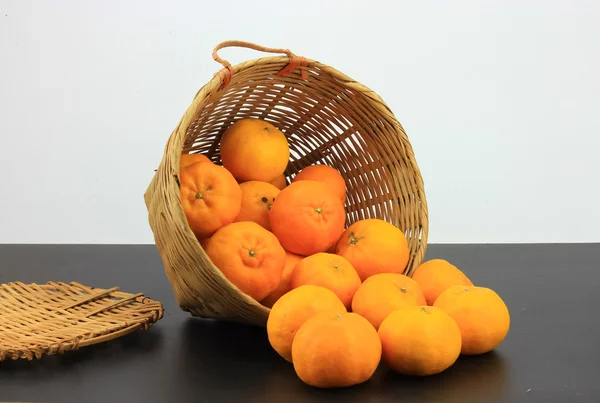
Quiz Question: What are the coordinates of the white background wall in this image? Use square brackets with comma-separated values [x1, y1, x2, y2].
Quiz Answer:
[1, 0, 598, 244]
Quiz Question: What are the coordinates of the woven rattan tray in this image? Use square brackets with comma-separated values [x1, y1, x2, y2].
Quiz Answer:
[0, 281, 164, 361]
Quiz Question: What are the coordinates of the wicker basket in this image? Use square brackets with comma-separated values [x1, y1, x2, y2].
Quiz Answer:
[144, 40, 428, 326]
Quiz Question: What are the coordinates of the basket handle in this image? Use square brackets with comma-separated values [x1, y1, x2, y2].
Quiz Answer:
[212, 40, 308, 89]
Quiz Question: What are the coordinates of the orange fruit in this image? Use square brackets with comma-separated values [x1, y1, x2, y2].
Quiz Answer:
[292, 312, 382, 388]
[378, 306, 462, 376]
[261, 251, 303, 308]
[204, 221, 286, 301]
[179, 161, 242, 239]
[351, 273, 426, 329]
[180, 153, 211, 172]
[269, 180, 345, 256]
[412, 259, 474, 305]
[220, 118, 290, 182]
[234, 181, 280, 231]
[239, 174, 287, 190]
[292, 165, 346, 203]
[289, 253, 361, 309]
[270, 174, 287, 190]
[335, 218, 409, 281]
[267, 285, 346, 362]
[434, 285, 510, 355]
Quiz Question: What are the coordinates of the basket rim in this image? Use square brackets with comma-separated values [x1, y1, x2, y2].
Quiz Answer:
[197, 53, 404, 130]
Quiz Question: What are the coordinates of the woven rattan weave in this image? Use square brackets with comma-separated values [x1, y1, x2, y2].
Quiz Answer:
[0, 281, 164, 361]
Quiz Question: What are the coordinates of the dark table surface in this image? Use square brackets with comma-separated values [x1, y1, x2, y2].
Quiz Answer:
[0, 244, 599, 403]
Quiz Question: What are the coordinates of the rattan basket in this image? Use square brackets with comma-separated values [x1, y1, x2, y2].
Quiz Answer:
[144, 40, 428, 326]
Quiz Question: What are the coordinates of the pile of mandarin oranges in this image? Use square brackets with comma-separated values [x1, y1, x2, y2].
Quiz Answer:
[179, 118, 510, 388]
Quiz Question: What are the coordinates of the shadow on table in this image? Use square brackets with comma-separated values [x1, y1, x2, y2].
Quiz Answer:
[0, 327, 164, 376]
[377, 350, 510, 401]
[177, 317, 288, 366]
[175, 318, 509, 403]
[171, 318, 293, 401]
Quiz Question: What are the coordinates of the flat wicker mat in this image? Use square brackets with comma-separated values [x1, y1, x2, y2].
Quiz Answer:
[0, 281, 164, 361]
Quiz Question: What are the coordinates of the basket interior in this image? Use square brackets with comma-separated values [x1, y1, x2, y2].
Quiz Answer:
[180, 60, 427, 273]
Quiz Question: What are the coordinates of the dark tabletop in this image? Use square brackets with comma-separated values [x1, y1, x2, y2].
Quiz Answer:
[0, 244, 599, 403]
